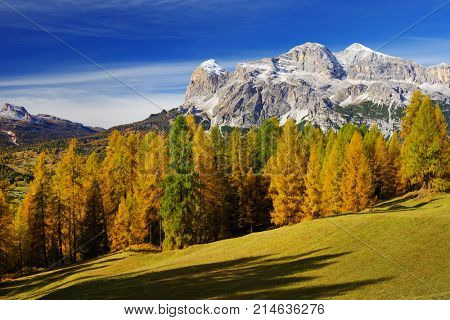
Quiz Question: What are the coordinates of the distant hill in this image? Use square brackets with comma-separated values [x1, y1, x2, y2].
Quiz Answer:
[109, 108, 180, 133]
[109, 108, 210, 133]
[0, 103, 104, 147]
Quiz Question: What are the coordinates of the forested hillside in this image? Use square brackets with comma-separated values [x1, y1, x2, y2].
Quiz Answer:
[0, 90, 448, 278]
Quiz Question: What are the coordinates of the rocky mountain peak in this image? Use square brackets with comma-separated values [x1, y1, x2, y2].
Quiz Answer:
[0, 102, 101, 146]
[335, 43, 429, 83]
[345, 43, 377, 52]
[287, 42, 326, 52]
[280, 42, 345, 79]
[335, 43, 394, 66]
[0, 103, 33, 121]
[180, 41, 450, 135]
[427, 63, 450, 85]
[184, 59, 230, 114]
[199, 59, 227, 75]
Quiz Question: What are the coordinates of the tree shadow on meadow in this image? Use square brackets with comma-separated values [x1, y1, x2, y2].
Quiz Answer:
[0, 255, 126, 298]
[374, 194, 417, 209]
[326, 195, 438, 217]
[39, 249, 390, 300]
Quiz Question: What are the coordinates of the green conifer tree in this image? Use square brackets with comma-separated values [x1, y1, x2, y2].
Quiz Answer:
[160, 116, 200, 249]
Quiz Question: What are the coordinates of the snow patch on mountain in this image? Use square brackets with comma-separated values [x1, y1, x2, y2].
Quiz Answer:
[0, 103, 32, 121]
[280, 109, 309, 125]
[199, 59, 227, 75]
[181, 42, 450, 135]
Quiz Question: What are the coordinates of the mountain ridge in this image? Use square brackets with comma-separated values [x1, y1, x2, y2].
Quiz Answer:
[1, 42, 449, 145]
[181, 42, 450, 134]
[0, 103, 103, 147]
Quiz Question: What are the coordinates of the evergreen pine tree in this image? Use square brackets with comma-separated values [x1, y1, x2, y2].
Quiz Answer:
[373, 135, 391, 199]
[254, 117, 281, 173]
[159, 116, 199, 249]
[403, 97, 448, 189]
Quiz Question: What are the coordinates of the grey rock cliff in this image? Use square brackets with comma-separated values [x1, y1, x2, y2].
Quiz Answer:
[181, 43, 450, 134]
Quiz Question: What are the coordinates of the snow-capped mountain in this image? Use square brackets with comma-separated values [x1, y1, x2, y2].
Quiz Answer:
[0, 103, 102, 146]
[181, 42, 450, 134]
[0, 104, 33, 122]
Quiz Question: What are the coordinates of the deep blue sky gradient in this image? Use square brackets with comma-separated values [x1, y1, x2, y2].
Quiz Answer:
[0, 0, 449, 127]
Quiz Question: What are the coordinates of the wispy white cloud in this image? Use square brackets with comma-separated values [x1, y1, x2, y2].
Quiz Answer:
[0, 0, 292, 39]
[1, 92, 184, 128]
[1, 38, 448, 128]
[0, 59, 242, 128]
[0, 62, 198, 87]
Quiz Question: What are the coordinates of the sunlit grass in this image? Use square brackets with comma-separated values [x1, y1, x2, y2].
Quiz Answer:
[1, 192, 448, 300]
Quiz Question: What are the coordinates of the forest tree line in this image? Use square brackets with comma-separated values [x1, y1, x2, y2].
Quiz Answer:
[0, 91, 448, 276]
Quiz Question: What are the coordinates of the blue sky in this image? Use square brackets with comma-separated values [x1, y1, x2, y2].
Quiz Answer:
[0, 0, 449, 127]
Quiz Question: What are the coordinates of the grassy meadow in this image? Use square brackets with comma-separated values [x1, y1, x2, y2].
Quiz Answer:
[0, 192, 448, 300]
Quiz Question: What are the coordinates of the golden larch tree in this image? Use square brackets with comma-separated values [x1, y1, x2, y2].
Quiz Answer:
[341, 131, 374, 212]
[321, 137, 345, 215]
[303, 145, 322, 219]
[111, 196, 132, 251]
[24, 152, 50, 267]
[266, 119, 306, 226]
[135, 132, 168, 246]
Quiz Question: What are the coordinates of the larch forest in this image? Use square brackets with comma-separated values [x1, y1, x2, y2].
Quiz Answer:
[0, 90, 448, 277]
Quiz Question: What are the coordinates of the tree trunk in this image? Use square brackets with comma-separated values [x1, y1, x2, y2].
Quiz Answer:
[40, 196, 48, 268]
[19, 242, 23, 276]
[72, 214, 77, 263]
[58, 220, 63, 265]
[148, 221, 152, 246]
[159, 217, 162, 248]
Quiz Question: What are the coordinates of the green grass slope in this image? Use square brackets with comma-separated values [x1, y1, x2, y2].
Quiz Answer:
[1, 192, 449, 300]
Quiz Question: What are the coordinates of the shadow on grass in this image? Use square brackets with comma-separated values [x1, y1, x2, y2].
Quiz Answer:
[328, 196, 437, 217]
[371, 198, 437, 214]
[374, 194, 417, 208]
[37, 249, 390, 300]
[0, 255, 126, 298]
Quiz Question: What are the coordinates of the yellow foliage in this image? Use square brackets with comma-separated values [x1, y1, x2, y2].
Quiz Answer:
[267, 120, 306, 226]
[341, 131, 374, 212]
[303, 146, 322, 219]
